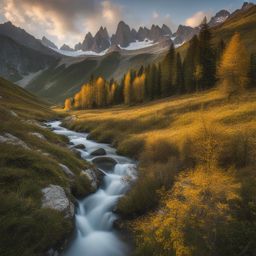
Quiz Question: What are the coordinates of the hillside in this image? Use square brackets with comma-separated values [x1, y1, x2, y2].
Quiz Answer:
[0, 77, 94, 256]
[60, 87, 256, 255]
[0, 35, 58, 82]
[178, 4, 256, 58]
[27, 5, 256, 104]
[26, 42, 169, 103]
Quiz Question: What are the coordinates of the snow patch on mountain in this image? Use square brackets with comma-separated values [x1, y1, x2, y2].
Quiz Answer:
[50, 47, 109, 57]
[120, 39, 157, 50]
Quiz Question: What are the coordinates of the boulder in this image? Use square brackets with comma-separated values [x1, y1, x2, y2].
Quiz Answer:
[30, 132, 46, 140]
[41, 185, 74, 219]
[80, 169, 98, 190]
[0, 133, 30, 149]
[58, 164, 75, 178]
[92, 156, 117, 171]
[90, 148, 106, 156]
[74, 144, 86, 150]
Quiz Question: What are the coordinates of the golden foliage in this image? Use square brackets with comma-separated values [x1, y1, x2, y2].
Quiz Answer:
[218, 33, 250, 96]
[64, 98, 72, 111]
[133, 167, 240, 256]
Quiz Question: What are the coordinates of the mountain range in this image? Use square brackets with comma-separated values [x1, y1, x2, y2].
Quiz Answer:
[0, 2, 255, 102]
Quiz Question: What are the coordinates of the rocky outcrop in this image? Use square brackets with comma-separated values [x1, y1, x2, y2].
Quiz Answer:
[111, 21, 134, 48]
[92, 27, 110, 53]
[41, 185, 74, 219]
[60, 44, 74, 52]
[208, 10, 230, 27]
[81, 32, 94, 51]
[0, 133, 30, 149]
[173, 25, 198, 45]
[41, 36, 58, 49]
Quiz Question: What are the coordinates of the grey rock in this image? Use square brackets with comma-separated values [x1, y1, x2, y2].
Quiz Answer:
[91, 27, 110, 53]
[41, 185, 74, 218]
[81, 32, 94, 51]
[30, 132, 46, 140]
[80, 169, 98, 190]
[58, 164, 75, 178]
[74, 144, 86, 150]
[60, 44, 74, 51]
[90, 148, 106, 156]
[10, 110, 18, 117]
[41, 36, 58, 49]
[208, 10, 230, 27]
[0, 133, 30, 149]
[111, 21, 134, 48]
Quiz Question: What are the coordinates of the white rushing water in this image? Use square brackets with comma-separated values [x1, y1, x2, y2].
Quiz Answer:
[47, 121, 137, 256]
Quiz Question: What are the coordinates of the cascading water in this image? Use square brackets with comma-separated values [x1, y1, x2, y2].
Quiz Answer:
[47, 121, 137, 256]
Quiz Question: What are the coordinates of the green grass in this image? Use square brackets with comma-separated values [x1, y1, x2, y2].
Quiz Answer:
[0, 77, 93, 255]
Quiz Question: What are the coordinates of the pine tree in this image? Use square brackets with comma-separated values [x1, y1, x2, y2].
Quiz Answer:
[218, 33, 250, 96]
[249, 53, 256, 88]
[183, 35, 200, 93]
[198, 23, 216, 90]
[161, 44, 175, 97]
[156, 65, 162, 98]
[175, 53, 184, 94]
[64, 98, 72, 111]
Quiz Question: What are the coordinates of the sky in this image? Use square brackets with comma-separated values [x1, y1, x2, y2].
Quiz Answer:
[0, 0, 255, 48]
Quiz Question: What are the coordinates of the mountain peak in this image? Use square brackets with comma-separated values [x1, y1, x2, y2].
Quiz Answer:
[41, 36, 58, 49]
[60, 44, 74, 51]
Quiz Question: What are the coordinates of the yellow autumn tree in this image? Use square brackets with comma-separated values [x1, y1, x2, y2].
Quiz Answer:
[124, 71, 132, 105]
[64, 98, 72, 111]
[95, 77, 106, 107]
[74, 91, 82, 109]
[218, 33, 250, 96]
[107, 82, 117, 105]
[133, 167, 240, 256]
[133, 73, 146, 103]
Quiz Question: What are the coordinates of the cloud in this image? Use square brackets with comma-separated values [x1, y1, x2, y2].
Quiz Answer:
[1, 0, 123, 47]
[152, 11, 159, 19]
[185, 11, 211, 27]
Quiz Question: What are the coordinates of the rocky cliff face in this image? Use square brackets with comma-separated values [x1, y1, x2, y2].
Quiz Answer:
[111, 21, 134, 47]
[41, 36, 58, 49]
[0, 21, 57, 56]
[173, 25, 198, 45]
[92, 27, 110, 52]
[60, 44, 74, 51]
[0, 35, 57, 82]
[208, 10, 230, 27]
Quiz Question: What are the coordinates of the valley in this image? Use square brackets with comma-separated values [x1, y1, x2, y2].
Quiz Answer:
[0, 1, 256, 256]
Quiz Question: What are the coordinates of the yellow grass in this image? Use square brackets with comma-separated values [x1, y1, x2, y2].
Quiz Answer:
[58, 89, 256, 154]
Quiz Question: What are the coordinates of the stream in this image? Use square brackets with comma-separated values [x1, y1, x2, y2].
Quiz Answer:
[47, 121, 137, 256]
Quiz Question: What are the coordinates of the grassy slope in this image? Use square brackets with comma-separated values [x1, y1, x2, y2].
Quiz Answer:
[27, 51, 164, 104]
[0, 77, 93, 256]
[62, 89, 256, 154]
[178, 5, 256, 58]
[60, 88, 256, 217]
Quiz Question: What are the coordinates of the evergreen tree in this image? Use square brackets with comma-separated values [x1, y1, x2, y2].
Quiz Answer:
[161, 44, 175, 97]
[156, 64, 162, 98]
[198, 23, 216, 90]
[249, 53, 256, 88]
[216, 39, 226, 64]
[183, 35, 200, 93]
[218, 33, 250, 96]
[175, 53, 184, 94]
